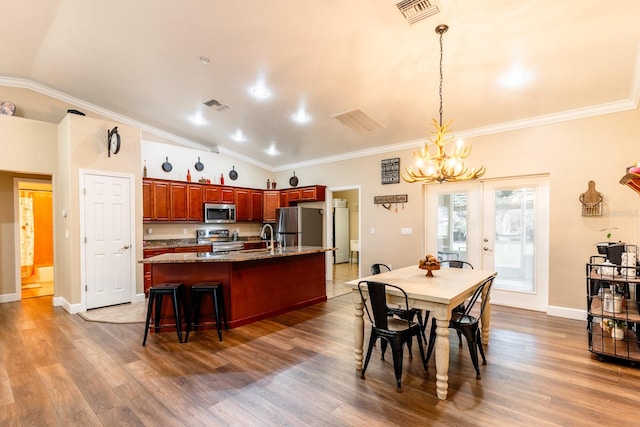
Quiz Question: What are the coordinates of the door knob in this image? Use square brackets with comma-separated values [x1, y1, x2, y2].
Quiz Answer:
[123, 245, 130, 250]
[483, 238, 489, 242]
[483, 246, 492, 251]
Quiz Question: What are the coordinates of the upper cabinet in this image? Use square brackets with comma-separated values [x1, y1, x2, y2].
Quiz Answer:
[286, 185, 326, 203]
[263, 190, 280, 223]
[143, 179, 325, 223]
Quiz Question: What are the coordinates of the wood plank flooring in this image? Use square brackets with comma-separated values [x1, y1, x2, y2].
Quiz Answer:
[2, 295, 640, 426]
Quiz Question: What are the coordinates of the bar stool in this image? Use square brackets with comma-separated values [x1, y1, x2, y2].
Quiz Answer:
[186, 282, 228, 342]
[142, 282, 185, 346]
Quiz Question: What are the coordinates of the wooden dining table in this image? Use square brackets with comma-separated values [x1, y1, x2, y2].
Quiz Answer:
[346, 265, 497, 400]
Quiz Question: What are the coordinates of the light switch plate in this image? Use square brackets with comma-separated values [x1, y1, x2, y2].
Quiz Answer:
[401, 228, 413, 235]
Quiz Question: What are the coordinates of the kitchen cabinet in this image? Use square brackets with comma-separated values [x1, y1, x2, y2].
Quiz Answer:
[284, 186, 326, 204]
[152, 180, 171, 221]
[143, 179, 325, 223]
[143, 245, 212, 292]
[263, 191, 280, 222]
[143, 178, 203, 222]
[221, 187, 235, 204]
[142, 180, 153, 221]
[243, 241, 266, 250]
[250, 190, 263, 222]
[586, 254, 640, 364]
[280, 190, 289, 208]
[203, 186, 221, 203]
[235, 188, 263, 222]
[170, 183, 188, 221]
[187, 184, 203, 221]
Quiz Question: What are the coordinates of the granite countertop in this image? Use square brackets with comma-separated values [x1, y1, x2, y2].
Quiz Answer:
[144, 236, 264, 249]
[140, 246, 335, 263]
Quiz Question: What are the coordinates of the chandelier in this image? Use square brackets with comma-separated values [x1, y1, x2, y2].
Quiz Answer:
[402, 24, 485, 184]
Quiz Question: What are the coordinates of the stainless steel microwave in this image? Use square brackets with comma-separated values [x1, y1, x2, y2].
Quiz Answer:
[203, 203, 236, 223]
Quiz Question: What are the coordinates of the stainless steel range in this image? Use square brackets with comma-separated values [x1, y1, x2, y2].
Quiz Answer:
[197, 229, 244, 253]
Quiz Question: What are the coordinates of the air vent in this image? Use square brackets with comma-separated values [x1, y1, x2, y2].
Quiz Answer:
[332, 109, 384, 135]
[203, 98, 230, 112]
[396, 0, 440, 25]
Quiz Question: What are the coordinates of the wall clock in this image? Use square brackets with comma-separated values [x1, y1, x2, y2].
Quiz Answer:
[0, 101, 16, 116]
[107, 126, 120, 157]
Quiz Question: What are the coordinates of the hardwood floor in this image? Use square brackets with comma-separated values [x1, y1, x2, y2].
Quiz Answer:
[2, 295, 640, 426]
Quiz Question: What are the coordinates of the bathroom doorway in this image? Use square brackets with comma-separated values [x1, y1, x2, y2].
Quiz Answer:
[17, 179, 54, 299]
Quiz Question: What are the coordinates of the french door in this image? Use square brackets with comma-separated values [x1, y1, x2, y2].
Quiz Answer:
[426, 176, 549, 311]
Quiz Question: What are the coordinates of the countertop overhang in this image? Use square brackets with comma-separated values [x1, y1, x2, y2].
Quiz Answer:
[140, 246, 335, 264]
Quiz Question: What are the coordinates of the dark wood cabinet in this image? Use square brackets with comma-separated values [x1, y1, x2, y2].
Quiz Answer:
[187, 184, 203, 221]
[143, 245, 212, 292]
[170, 183, 188, 221]
[235, 188, 250, 221]
[283, 186, 326, 205]
[250, 190, 263, 222]
[143, 179, 325, 223]
[263, 191, 280, 222]
[152, 181, 171, 221]
[203, 186, 221, 203]
[301, 186, 325, 201]
[142, 180, 153, 221]
[280, 190, 289, 208]
[221, 187, 235, 203]
[235, 188, 263, 222]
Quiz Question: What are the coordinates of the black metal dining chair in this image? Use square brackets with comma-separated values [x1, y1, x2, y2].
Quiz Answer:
[425, 276, 495, 379]
[358, 280, 427, 392]
[371, 263, 429, 346]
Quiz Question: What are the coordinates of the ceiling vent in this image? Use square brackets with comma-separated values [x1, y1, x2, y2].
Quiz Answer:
[396, 0, 440, 25]
[204, 98, 230, 112]
[332, 109, 384, 135]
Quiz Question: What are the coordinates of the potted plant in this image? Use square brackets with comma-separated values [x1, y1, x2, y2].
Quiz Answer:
[604, 318, 626, 340]
[596, 227, 618, 254]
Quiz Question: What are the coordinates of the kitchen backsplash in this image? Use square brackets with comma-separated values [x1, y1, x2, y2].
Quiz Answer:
[143, 222, 264, 241]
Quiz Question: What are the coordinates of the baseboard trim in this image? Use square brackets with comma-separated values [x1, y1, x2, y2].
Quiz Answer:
[547, 305, 586, 321]
[52, 296, 84, 314]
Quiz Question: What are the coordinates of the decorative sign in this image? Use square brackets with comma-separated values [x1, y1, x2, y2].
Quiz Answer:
[381, 157, 400, 184]
[374, 194, 408, 205]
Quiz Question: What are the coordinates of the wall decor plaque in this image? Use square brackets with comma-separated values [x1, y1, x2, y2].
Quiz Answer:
[381, 158, 400, 184]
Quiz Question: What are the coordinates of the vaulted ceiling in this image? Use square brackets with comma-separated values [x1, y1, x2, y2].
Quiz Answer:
[1, 1, 639, 170]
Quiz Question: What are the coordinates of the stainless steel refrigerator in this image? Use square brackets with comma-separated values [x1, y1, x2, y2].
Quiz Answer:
[275, 207, 323, 247]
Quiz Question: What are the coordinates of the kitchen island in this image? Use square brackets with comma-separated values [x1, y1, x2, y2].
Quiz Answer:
[141, 246, 333, 328]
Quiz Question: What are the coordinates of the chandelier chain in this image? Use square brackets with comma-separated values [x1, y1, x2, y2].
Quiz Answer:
[439, 27, 444, 127]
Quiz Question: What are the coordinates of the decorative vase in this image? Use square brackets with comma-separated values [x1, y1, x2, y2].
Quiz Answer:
[612, 326, 625, 340]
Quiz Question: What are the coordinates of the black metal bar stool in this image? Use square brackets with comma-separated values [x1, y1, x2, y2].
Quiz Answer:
[142, 282, 185, 346]
[186, 282, 228, 342]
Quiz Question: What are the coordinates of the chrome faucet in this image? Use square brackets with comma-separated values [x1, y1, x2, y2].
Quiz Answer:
[260, 223, 274, 253]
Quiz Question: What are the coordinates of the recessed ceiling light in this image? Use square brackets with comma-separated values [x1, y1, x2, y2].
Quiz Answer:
[292, 111, 310, 124]
[199, 56, 210, 64]
[501, 67, 530, 88]
[231, 130, 246, 142]
[251, 87, 269, 99]
[190, 114, 206, 125]
[266, 143, 279, 156]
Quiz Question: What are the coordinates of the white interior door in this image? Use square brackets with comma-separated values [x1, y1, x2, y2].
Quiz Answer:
[83, 173, 133, 309]
[427, 176, 549, 311]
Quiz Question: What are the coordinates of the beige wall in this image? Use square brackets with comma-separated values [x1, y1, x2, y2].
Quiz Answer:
[269, 108, 640, 314]
[0, 115, 57, 301]
[54, 114, 143, 310]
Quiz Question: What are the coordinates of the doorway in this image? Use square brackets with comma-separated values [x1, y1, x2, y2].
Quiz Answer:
[426, 176, 549, 311]
[17, 179, 54, 299]
[327, 187, 360, 298]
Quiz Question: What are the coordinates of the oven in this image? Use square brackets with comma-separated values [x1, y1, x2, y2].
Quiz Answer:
[197, 229, 244, 254]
